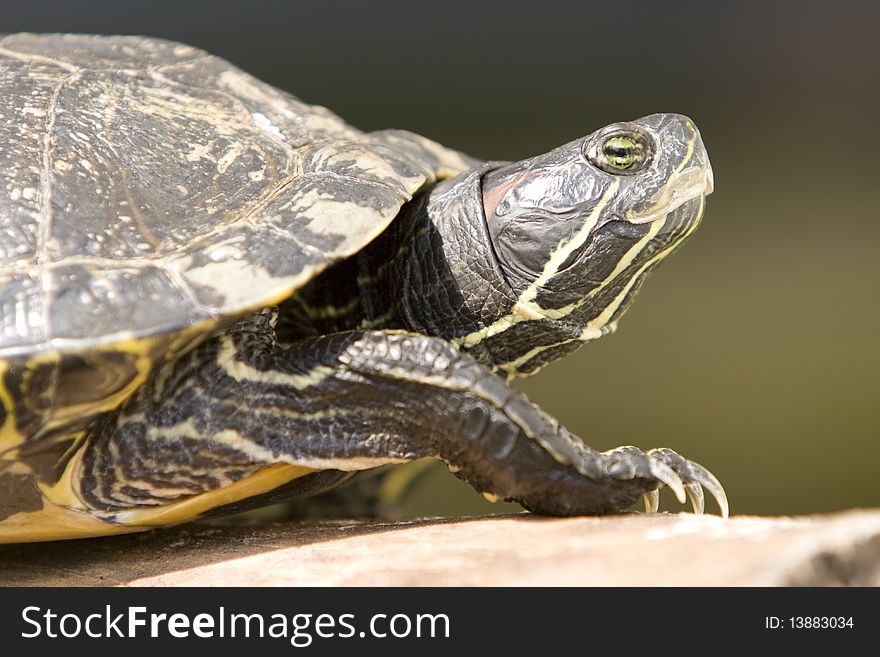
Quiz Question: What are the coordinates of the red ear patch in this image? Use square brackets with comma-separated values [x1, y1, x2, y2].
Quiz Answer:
[481, 170, 538, 223]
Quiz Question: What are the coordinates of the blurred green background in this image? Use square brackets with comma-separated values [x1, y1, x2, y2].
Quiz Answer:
[7, 0, 878, 516]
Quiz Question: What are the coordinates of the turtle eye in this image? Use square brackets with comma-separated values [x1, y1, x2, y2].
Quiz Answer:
[585, 129, 654, 175]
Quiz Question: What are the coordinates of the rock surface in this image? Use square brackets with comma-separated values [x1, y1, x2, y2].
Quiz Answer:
[1, 510, 879, 586]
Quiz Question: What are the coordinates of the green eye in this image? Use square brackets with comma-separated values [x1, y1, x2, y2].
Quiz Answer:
[602, 136, 645, 170]
[586, 129, 654, 175]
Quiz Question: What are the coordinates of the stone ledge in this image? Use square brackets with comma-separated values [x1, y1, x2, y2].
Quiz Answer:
[1, 510, 878, 586]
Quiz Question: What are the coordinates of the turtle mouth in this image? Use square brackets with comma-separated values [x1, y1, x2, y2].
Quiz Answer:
[625, 164, 714, 225]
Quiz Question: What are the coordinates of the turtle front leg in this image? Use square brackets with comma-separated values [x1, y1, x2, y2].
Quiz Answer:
[78, 322, 727, 519]
[331, 331, 728, 517]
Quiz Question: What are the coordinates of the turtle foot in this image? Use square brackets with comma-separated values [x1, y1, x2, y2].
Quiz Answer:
[601, 446, 729, 517]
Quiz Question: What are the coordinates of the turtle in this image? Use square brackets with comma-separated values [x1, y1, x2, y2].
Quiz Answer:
[0, 33, 724, 543]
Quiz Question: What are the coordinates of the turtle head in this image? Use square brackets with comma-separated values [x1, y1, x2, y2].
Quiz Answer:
[480, 113, 713, 376]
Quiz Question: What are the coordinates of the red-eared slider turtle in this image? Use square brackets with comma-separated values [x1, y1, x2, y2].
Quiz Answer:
[0, 33, 724, 543]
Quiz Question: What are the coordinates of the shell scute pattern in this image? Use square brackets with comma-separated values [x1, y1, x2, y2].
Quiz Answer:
[0, 33, 472, 359]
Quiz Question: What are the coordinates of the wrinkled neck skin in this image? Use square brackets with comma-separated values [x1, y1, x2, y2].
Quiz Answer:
[393, 165, 520, 345]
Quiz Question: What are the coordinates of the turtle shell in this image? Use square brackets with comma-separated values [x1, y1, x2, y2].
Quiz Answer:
[0, 33, 476, 446]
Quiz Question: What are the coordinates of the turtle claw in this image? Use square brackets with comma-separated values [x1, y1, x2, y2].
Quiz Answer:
[690, 464, 729, 518]
[685, 482, 705, 515]
[643, 489, 660, 513]
[601, 445, 728, 517]
[648, 448, 729, 518]
[647, 457, 686, 504]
